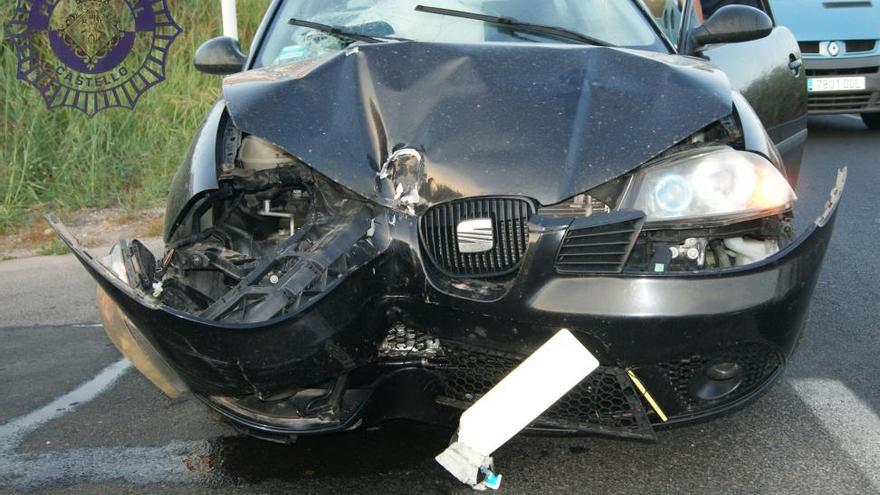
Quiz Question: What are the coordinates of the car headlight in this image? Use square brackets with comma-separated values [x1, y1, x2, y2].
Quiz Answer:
[619, 147, 796, 225]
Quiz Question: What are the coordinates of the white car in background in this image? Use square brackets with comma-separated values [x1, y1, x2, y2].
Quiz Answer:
[770, 0, 880, 128]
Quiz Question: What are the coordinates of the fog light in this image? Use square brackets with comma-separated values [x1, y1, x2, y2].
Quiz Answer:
[690, 361, 744, 401]
[706, 362, 743, 381]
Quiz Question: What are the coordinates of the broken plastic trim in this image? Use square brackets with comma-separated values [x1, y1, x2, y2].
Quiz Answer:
[45, 164, 846, 439]
[817, 167, 847, 228]
[48, 231, 187, 399]
[154, 140, 394, 324]
[97, 287, 188, 398]
[377, 147, 426, 216]
[46, 212, 383, 329]
[198, 205, 375, 323]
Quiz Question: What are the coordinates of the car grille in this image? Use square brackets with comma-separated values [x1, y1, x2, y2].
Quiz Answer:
[556, 213, 644, 274]
[809, 92, 879, 112]
[799, 41, 820, 54]
[419, 198, 532, 278]
[806, 66, 879, 77]
[799, 41, 877, 55]
[433, 343, 655, 440]
[846, 40, 876, 53]
[380, 329, 782, 437]
[655, 343, 782, 417]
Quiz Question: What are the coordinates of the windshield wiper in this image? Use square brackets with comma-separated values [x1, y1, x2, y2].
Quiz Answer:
[288, 18, 385, 44]
[415, 5, 614, 47]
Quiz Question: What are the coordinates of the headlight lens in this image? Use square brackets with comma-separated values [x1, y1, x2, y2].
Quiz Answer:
[619, 148, 796, 225]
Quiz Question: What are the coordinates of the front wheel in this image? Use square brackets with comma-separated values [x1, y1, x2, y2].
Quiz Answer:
[862, 112, 880, 130]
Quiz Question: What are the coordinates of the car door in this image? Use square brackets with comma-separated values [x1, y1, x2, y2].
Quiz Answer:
[674, 0, 808, 181]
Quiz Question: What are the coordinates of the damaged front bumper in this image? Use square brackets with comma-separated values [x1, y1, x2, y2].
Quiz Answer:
[49, 169, 846, 441]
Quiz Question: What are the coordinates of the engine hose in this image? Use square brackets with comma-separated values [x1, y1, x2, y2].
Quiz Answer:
[711, 240, 732, 268]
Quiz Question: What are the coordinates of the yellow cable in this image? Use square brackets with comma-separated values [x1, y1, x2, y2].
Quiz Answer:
[627, 369, 668, 423]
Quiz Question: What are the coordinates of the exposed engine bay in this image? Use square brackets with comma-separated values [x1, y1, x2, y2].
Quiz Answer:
[118, 103, 799, 328]
[139, 134, 384, 324]
[136, 127, 795, 326]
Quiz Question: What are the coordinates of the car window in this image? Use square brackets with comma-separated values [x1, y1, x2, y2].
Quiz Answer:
[702, 0, 764, 18]
[255, 0, 665, 68]
[643, 0, 685, 45]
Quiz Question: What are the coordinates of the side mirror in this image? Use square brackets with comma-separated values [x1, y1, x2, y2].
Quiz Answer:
[689, 5, 773, 49]
[194, 36, 247, 75]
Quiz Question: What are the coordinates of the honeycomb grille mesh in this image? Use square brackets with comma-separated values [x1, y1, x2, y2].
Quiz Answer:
[809, 92, 879, 113]
[378, 327, 783, 434]
[657, 343, 782, 415]
[433, 344, 654, 439]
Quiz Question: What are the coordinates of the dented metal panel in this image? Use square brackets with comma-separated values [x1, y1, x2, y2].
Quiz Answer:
[222, 42, 734, 209]
[45, 7, 848, 460]
[48, 164, 845, 414]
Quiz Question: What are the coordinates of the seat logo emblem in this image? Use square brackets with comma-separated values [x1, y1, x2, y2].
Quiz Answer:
[828, 41, 841, 57]
[457, 219, 494, 253]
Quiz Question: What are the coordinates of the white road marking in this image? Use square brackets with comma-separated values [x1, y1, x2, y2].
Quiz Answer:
[0, 359, 132, 449]
[791, 378, 880, 489]
[0, 359, 210, 490]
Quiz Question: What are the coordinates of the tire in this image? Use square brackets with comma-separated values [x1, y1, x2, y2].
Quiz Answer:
[862, 112, 880, 130]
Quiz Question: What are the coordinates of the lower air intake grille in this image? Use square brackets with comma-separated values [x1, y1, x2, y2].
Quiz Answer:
[657, 343, 782, 416]
[806, 67, 879, 76]
[420, 198, 532, 278]
[799, 41, 877, 54]
[798, 41, 820, 54]
[809, 92, 878, 112]
[556, 212, 644, 274]
[846, 40, 876, 53]
[434, 343, 654, 440]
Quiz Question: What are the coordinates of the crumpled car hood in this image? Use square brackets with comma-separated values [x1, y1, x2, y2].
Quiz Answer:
[223, 42, 733, 207]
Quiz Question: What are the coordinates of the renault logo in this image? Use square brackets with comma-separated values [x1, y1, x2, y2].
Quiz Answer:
[457, 218, 494, 253]
[828, 41, 841, 57]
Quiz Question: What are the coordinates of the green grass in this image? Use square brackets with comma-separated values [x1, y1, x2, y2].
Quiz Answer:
[36, 240, 69, 257]
[0, 0, 270, 234]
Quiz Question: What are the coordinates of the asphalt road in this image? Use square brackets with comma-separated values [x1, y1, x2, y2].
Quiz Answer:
[1, 115, 878, 494]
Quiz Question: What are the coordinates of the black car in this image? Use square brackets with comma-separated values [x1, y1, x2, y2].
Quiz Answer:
[54, 0, 845, 455]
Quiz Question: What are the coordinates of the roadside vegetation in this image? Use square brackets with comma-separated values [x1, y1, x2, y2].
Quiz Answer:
[0, 0, 269, 235]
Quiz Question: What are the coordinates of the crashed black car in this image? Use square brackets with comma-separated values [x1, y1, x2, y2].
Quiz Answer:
[54, 0, 845, 446]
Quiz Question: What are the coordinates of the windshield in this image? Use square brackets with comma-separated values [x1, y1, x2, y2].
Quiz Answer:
[254, 0, 665, 68]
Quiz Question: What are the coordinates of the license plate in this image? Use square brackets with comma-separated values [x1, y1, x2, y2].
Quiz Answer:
[808, 76, 867, 93]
